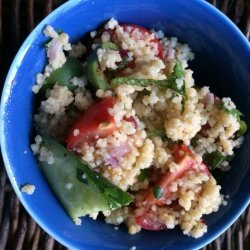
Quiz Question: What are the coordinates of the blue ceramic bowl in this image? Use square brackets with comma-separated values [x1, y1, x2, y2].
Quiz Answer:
[1, 0, 250, 249]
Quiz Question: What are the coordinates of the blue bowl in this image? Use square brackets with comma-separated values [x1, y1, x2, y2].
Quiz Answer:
[1, 0, 250, 249]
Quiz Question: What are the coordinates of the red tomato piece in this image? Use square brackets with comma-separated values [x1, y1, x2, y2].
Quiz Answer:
[135, 145, 211, 230]
[67, 97, 117, 150]
[123, 115, 137, 128]
[155, 155, 197, 205]
[141, 144, 210, 206]
[143, 155, 197, 206]
[135, 213, 166, 231]
[172, 143, 194, 163]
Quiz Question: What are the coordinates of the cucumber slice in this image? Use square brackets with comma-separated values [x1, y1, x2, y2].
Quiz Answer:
[39, 136, 132, 219]
[40, 57, 83, 95]
[86, 51, 109, 91]
[86, 42, 118, 91]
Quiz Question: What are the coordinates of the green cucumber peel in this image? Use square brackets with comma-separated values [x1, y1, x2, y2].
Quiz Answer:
[39, 136, 133, 219]
[86, 41, 118, 91]
[39, 57, 83, 95]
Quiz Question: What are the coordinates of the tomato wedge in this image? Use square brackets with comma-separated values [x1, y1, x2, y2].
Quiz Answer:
[67, 97, 117, 150]
[135, 213, 166, 231]
[141, 144, 210, 206]
[119, 24, 163, 59]
[135, 144, 210, 231]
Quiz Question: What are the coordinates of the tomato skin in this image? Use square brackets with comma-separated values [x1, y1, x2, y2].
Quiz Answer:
[140, 144, 211, 206]
[123, 116, 137, 128]
[135, 144, 211, 230]
[67, 97, 117, 150]
[172, 144, 194, 163]
[135, 213, 166, 231]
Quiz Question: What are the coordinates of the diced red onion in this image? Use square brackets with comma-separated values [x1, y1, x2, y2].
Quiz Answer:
[119, 49, 128, 58]
[205, 93, 214, 106]
[47, 39, 61, 60]
[105, 155, 119, 168]
[164, 46, 175, 58]
[109, 143, 131, 158]
[214, 96, 221, 104]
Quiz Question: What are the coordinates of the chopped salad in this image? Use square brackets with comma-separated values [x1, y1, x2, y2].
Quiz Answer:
[31, 18, 246, 238]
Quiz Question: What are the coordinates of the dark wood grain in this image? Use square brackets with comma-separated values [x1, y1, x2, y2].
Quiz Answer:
[14, 212, 28, 250]
[44, 0, 52, 15]
[27, 0, 34, 31]
[0, 193, 13, 250]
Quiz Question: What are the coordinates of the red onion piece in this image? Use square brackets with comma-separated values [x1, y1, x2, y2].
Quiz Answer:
[109, 142, 131, 158]
[164, 46, 175, 58]
[105, 155, 119, 168]
[205, 93, 214, 106]
[47, 39, 61, 60]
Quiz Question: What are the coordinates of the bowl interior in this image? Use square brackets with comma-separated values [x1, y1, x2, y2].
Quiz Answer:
[1, 0, 250, 249]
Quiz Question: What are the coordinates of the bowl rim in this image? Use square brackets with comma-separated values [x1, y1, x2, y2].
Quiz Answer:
[1, 0, 250, 249]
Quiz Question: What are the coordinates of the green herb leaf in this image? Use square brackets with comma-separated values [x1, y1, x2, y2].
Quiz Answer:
[57, 28, 63, 35]
[220, 103, 247, 136]
[138, 169, 148, 182]
[165, 60, 186, 101]
[100, 42, 119, 50]
[172, 59, 184, 78]
[117, 57, 129, 70]
[147, 129, 170, 142]
[220, 103, 243, 117]
[111, 61, 187, 99]
[203, 150, 227, 170]
[153, 186, 164, 199]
